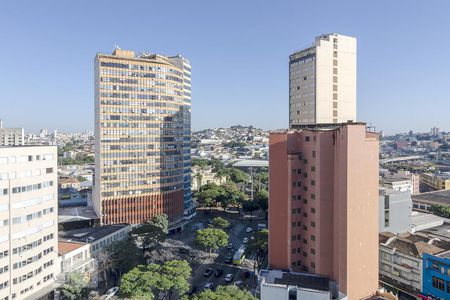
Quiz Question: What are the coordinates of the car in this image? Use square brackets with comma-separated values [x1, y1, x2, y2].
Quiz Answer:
[234, 280, 244, 288]
[243, 237, 248, 243]
[227, 242, 233, 249]
[250, 235, 255, 240]
[202, 282, 214, 291]
[225, 273, 234, 282]
[203, 268, 213, 277]
[214, 268, 223, 277]
[245, 227, 253, 233]
[187, 286, 198, 296]
[241, 270, 251, 279]
[105, 287, 119, 299]
[224, 256, 232, 264]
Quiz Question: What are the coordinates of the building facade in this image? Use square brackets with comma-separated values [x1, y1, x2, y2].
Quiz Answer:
[422, 252, 450, 299]
[0, 121, 24, 146]
[420, 173, 450, 192]
[0, 146, 59, 299]
[289, 33, 356, 127]
[268, 122, 379, 299]
[94, 48, 192, 227]
[379, 188, 412, 234]
[191, 166, 227, 191]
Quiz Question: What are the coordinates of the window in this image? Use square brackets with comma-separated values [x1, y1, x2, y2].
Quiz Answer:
[432, 276, 445, 291]
[333, 60, 338, 66]
[333, 85, 338, 91]
[311, 235, 316, 241]
[311, 221, 316, 227]
[311, 166, 316, 172]
[311, 180, 315, 186]
[303, 76, 307, 81]
[305, 136, 310, 142]
[333, 102, 338, 109]
[333, 93, 338, 100]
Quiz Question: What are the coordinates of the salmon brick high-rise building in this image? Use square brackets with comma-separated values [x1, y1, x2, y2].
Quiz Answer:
[269, 122, 379, 299]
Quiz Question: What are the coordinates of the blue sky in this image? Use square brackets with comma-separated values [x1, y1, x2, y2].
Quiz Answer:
[1, 0, 449, 134]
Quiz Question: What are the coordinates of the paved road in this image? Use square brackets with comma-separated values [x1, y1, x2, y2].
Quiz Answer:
[189, 220, 264, 294]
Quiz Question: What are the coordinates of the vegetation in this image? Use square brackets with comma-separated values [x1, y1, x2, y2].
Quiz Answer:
[223, 141, 247, 149]
[59, 271, 91, 300]
[60, 154, 94, 165]
[244, 229, 268, 273]
[120, 260, 191, 299]
[430, 204, 450, 218]
[195, 228, 228, 256]
[192, 158, 225, 172]
[130, 214, 168, 255]
[107, 237, 145, 277]
[194, 182, 247, 212]
[210, 216, 230, 230]
[191, 285, 257, 300]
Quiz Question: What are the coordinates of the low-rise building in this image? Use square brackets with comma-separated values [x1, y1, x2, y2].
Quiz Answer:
[59, 224, 130, 256]
[191, 165, 226, 191]
[58, 241, 97, 287]
[412, 189, 450, 213]
[379, 231, 450, 297]
[420, 173, 450, 192]
[422, 252, 450, 299]
[258, 269, 347, 300]
[58, 177, 81, 190]
[379, 188, 412, 234]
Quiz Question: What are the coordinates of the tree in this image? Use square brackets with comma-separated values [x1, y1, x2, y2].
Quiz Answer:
[194, 183, 222, 211]
[96, 250, 112, 288]
[217, 182, 246, 212]
[120, 260, 192, 299]
[225, 168, 249, 184]
[59, 271, 91, 300]
[210, 217, 230, 230]
[130, 214, 168, 255]
[242, 200, 258, 220]
[107, 237, 145, 278]
[254, 189, 269, 219]
[192, 285, 257, 300]
[244, 229, 268, 273]
[430, 204, 450, 218]
[195, 228, 228, 256]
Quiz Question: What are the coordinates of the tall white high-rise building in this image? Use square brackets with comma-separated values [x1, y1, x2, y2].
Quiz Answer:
[289, 33, 357, 127]
[0, 146, 58, 299]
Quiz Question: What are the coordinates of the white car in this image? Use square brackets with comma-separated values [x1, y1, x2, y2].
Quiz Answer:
[245, 227, 253, 233]
[105, 287, 119, 299]
[243, 237, 248, 243]
[225, 273, 234, 282]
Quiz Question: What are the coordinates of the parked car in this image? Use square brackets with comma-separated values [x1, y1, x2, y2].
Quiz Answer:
[227, 242, 233, 249]
[243, 237, 248, 243]
[234, 280, 244, 288]
[225, 273, 234, 282]
[241, 270, 251, 279]
[202, 282, 214, 291]
[214, 268, 223, 277]
[225, 256, 232, 264]
[105, 287, 119, 299]
[245, 227, 253, 233]
[203, 268, 213, 277]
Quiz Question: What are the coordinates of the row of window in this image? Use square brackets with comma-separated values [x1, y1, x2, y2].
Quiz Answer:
[12, 181, 53, 194]
[12, 233, 54, 255]
[100, 61, 183, 76]
[12, 193, 54, 209]
[12, 207, 54, 225]
[0, 154, 54, 165]
[101, 77, 184, 89]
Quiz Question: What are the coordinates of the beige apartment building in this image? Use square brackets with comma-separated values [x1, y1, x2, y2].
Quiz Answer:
[0, 121, 24, 147]
[94, 48, 192, 228]
[0, 146, 59, 299]
[289, 33, 356, 127]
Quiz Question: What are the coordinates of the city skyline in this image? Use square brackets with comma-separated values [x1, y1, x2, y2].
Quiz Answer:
[1, 1, 450, 134]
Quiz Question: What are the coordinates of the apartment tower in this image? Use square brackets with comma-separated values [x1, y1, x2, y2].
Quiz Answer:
[0, 121, 24, 146]
[0, 146, 58, 299]
[289, 33, 356, 127]
[269, 123, 379, 299]
[94, 48, 192, 227]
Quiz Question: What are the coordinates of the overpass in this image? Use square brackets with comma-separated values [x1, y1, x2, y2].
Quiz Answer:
[380, 155, 424, 165]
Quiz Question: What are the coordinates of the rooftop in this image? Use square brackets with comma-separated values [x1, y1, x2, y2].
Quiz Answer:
[59, 224, 129, 244]
[260, 269, 330, 291]
[58, 206, 99, 223]
[380, 231, 450, 257]
[58, 241, 86, 255]
[412, 189, 450, 206]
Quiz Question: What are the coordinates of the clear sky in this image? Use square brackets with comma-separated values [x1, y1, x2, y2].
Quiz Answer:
[1, 0, 449, 134]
